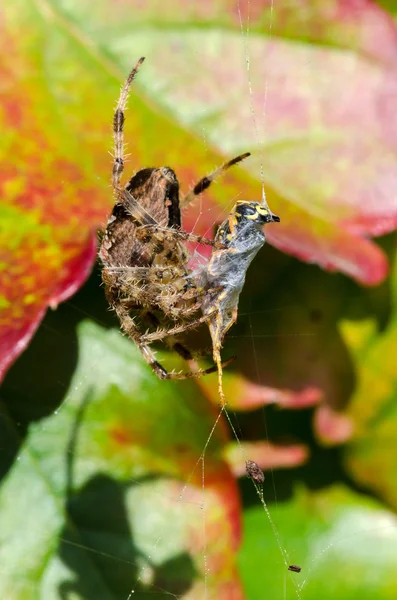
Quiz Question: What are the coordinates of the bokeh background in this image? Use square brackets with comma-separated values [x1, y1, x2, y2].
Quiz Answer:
[1, 0, 397, 598]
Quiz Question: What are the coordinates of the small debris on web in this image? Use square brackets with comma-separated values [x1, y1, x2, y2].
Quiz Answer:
[288, 564, 302, 573]
[246, 460, 265, 484]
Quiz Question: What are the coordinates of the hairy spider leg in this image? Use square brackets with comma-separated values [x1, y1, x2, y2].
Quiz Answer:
[140, 300, 222, 344]
[143, 311, 195, 361]
[181, 152, 251, 209]
[120, 188, 225, 253]
[112, 56, 145, 190]
[144, 311, 234, 376]
[114, 303, 231, 380]
[136, 224, 225, 249]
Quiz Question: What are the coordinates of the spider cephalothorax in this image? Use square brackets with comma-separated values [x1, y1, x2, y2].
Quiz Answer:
[99, 57, 280, 400]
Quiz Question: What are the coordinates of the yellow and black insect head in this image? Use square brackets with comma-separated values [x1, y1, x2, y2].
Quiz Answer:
[234, 200, 280, 224]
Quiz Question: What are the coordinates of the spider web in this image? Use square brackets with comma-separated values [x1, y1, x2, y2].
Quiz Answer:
[5, 290, 397, 600]
[2, 0, 397, 598]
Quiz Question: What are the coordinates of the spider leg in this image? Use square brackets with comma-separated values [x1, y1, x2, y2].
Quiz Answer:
[166, 356, 235, 379]
[114, 303, 230, 380]
[181, 152, 251, 209]
[136, 225, 224, 249]
[140, 312, 210, 343]
[112, 303, 163, 373]
[103, 266, 154, 276]
[141, 312, 198, 363]
[112, 57, 145, 191]
[163, 285, 223, 320]
[144, 312, 234, 376]
[141, 296, 222, 343]
[181, 285, 223, 301]
[104, 265, 185, 279]
[170, 343, 235, 374]
[163, 361, 234, 380]
[120, 188, 158, 227]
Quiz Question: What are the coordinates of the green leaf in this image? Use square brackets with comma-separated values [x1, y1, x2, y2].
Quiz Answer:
[239, 484, 397, 599]
[0, 321, 243, 599]
[340, 256, 397, 509]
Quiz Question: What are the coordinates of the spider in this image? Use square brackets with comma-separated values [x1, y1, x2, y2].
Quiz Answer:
[99, 57, 280, 403]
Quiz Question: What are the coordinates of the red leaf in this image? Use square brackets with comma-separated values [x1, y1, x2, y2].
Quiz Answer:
[2, 0, 397, 377]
